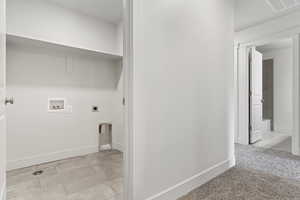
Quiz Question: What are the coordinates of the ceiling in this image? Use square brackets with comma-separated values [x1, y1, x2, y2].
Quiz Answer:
[235, 0, 300, 31]
[256, 38, 292, 53]
[45, 0, 123, 24]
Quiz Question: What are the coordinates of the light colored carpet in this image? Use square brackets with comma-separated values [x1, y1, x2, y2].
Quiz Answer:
[178, 144, 300, 200]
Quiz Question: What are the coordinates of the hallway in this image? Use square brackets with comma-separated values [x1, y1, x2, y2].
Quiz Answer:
[179, 145, 300, 200]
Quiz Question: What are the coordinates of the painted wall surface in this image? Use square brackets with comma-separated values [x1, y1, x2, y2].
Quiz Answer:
[295, 35, 300, 155]
[116, 22, 124, 56]
[0, 0, 6, 198]
[131, 0, 234, 199]
[262, 48, 293, 134]
[7, 0, 122, 56]
[6, 43, 124, 170]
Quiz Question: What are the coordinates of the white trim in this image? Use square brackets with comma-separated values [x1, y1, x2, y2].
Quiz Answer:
[7, 145, 98, 170]
[1, 0, 6, 198]
[273, 129, 294, 136]
[239, 27, 300, 48]
[235, 33, 300, 156]
[145, 159, 234, 200]
[113, 142, 124, 152]
[236, 46, 250, 145]
[234, 45, 239, 143]
[0, 181, 5, 200]
[292, 34, 300, 155]
[123, 0, 133, 199]
[236, 11, 300, 45]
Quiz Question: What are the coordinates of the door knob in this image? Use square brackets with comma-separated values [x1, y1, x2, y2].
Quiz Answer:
[5, 97, 14, 105]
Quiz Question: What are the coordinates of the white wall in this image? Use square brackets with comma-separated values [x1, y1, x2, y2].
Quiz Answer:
[131, 0, 234, 199]
[6, 43, 124, 170]
[262, 48, 293, 134]
[7, 0, 122, 56]
[0, 0, 6, 198]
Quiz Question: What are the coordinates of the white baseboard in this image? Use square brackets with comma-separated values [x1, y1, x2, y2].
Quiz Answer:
[0, 181, 5, 200]
[292, 139, 300, 156]
[113, 142, 124, 152]
[7, 145, 98, 171]
[146, 158, 234, 200]
[273, 128, 293, 136]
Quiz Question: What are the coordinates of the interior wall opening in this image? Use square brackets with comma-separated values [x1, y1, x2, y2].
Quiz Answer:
[5, 0, 126, 199]
[249, 37, 293, 153]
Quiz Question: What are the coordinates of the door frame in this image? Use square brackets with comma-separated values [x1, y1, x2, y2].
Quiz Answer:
[123, 0, 134, 199]
[1, 0, 135, 199]
[0, 0, 6, 199]
[235, 32, 300, 156]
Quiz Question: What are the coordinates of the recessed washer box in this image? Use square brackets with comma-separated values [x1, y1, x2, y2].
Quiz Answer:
[48, 98, 66, 112]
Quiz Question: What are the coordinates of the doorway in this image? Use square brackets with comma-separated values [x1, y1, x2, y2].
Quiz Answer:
[4, 0, 127, 199]
[249, 38, 293, 153]
[236, 36, 298, 155]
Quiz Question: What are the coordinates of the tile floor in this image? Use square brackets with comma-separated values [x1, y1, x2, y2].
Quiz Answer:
[7, 150, 123, 200]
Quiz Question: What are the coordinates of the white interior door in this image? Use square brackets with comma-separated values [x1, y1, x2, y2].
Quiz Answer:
[250, 47, 264, 144]
[0, 0, 6, 198]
